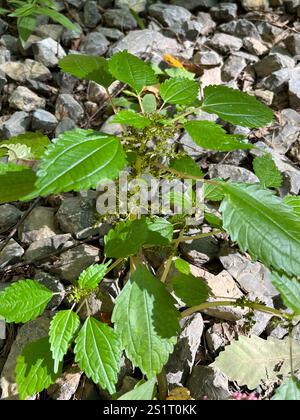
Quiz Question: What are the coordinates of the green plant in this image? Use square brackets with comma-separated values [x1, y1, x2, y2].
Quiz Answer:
[0, 51, 299, 400]
[0, 0, 78, 44]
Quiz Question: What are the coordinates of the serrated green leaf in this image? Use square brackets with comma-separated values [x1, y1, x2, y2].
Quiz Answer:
[105, 218, 148, 258]
[172, 273, 211, 307]
[118, 378, 156, 400]
[142, 94, 157, 113]
[112, 265, 180, 377]
[37, 7, 78, 30]
[283, 195, 300, 218]
[272, 378, 300, 400]
[146, 217, 173, 246]
[74, 317, 121, 394]
[0, 280, 53, 323]
[49, 310, 80, 373]
[271, 272, 300, 315]
[202, 85, 274, 128]
[78, 263, 109, 290]
[0, 165, 36, 203]
[253, 154, 282, 188]
[111, 110, 152, 129]
[220, 183, 300, 277]
[24, 129, 126, 199]
[16, 337, 61, 400]
[108, 51, 158, 94]
[213, 336, 300, 390]
[59, 55, 114, 88]
[0, 132, 50, 159]
[185, 120, 253, 152]
[17, 16, 36, 45]
[204, 180, 224, 201]
[0, 143, 33, 161]
[165, 68, 195, 80]
[204, 212, 223, 228]
[160, 77, 199, 106]
[169, 155, 204, 178]
[174, 258, 191, 275]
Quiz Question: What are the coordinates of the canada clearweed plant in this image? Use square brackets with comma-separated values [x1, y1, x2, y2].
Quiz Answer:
[0, 0, 78, 45]
[0, 51, 300, 400]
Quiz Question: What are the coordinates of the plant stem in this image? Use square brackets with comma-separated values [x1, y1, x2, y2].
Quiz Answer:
[137, 94, 145, 114]
[160, 231, 184, 283]
[105, 258, 125, 275]
[289, 329, 295, 378]
[167, 108, 196, 124]
[181, 300, 292, 320]
[105, 88, 117, 114]
[173, 230, 222, 243]
[157, 369, 168, 400]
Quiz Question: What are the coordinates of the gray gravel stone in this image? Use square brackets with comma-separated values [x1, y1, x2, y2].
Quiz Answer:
[187, 366, 230, 400]
[208, 33, 243, 54]
[96, 27, 124, 41]
[149, 3, 192, 28]
[32, 109, 58, 132]
[18, 206, 59, 244]
[210, 3, 237, 22]
[0, 239, 24, 269]
[55, 117, 77, 136]
[241, 0, 269, 10]
[33, 38, 66, 67]
[284, 0, 300, 13]
[80, 32, 109, 56]
[115, 0, 147, 12]
[166, 314, 204, 389]
[222, 55, 247, 82]
[47, 365, 82, 400]
[257, 22, 282, 43]
[193, 49, 222, 66]
[0, 59, 51, 82]
[243, 37, 269, 56]
[9, 86, 46, 112]
[0, 47, 10, 64]
[103, 8, 137, 30]
[209, 164, 259, 184]
[109, 29, 180, 58]
[35, 24, 64, 41]
[0, 111, 31, 138]
[84, 1, 102, 28]
[289, 69, 300, 112]
[285, 34, 300, 56]
[171, 0, 218, 10]
[236, 19, 261, 40]
[0, 18, 8, 36]
[61, 24, 82, 47]
[55, 94, 84, 123]
[254, 54, 295, 78]
[56, 196, 99, 239]
[180, 231, 219, 267]
[0, 205, 22, 230]
[24, 233, 74, 262]
[35, 270, 65, 310]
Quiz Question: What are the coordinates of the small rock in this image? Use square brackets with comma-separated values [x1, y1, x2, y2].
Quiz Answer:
[0, 111, 31, 138]
[241, 0, 269, 10]
[209, 33, 243, 54]
[101, 115, 123, 135]
[289, 68, 300, 112]
[48, 365, 82, 400]
[257, 22, 282, 43]
[61, 24, 82, 47]
[235, 19, 261, 40]
[196, 12, 216, 35]
[35, 24, 64, 41]
[18, 206, 59, 244]
[206, 321, 245, 353]
[31, 109, 58, 132]
[149, 3, 192, 29]
[116, 0, 147, 12]
[0, 47, 10, 64]
[47, 244, 100, 282]
[166, 313, 204, 389]
[0, 59, 51, 83]
[96, 27, 124, 41]
[80, 32, 109, 56]
[180, 231, 219, 267]
[66, 0, 84, 7]
[254, 54, 295, 79]
[222, 55, 247, 82]
[109, 29, 180, 58]
[0, 18, 8, 36]
[209, 164, 259, 184]
[285, 34, 300, 56]
[193, 50, 222, 66]
[261, 68, 291, 94]
[0, 239, 24, 269]
[253, 89, 274, 106]
[218, 20, 237, 35]
[103, 8, 137, 30]
[87, 82, 108, 103]
[84, 1, 102, 28]
[56, 196, 99, 239]
[243, 37, 269, 56]
[210, 3, 237, 22]
[284, 0, 300, 13]
[220, 253, 278, 299]
[27, 80, 58, 97]
[182, 20, 207, 41]
[9, 86, 46, 112]
[55, 117, 76, 137]
[24, 234, 75, 262]
[0, 317, 50, 400]
[55, 94, 84, 123]
[271, 108, 300, 153]
[187, 366, 231, 400]
[0, 204, 22, 230]
[34, 270, 65, 310]
[33, 38, 66, 67]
